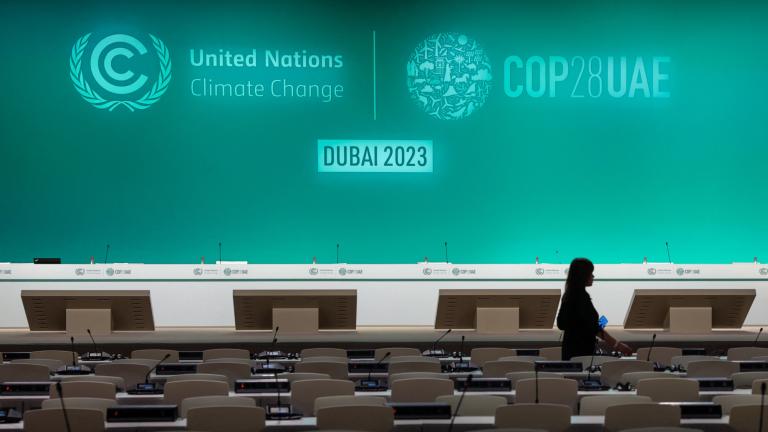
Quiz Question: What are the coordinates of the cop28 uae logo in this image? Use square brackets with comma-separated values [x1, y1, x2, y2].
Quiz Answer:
[69, 33, 171, 111]
[406, 33, 492, 120]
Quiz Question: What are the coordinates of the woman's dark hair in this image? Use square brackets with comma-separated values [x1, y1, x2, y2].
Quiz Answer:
[564, 257, 594, 295]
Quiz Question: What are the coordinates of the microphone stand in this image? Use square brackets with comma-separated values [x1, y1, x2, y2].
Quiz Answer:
[57, 337, 90, 375]
[756, 328, 764, 346]
[85, 329, 110, 361]
[355, 352, 390, 391]
[129, 353, 170, 394]
[759, 382, 766, 432]
[424, 329, 451, 357]
[448, 375, 472, 432]
[534, 363, 540, 404]
[255, 327, 286, 374]
[55, 382, 72, 432]
[453, 335, 477, 372]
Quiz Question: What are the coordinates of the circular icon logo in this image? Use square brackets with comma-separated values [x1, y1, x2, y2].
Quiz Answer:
[759, 268, 768, 276]
[535, 268, 545, 276]
[69, 33, 172, 111]
[423, 268, 433, 276]
[75, 268, 85, 276]
[676, 268, 685, 276]
[193, 268, 203, 276]
[338, 268, 347, 276]
[406, 33, 492, 120]
[309, 268, 319, 275]
[223, 268, 232, 276]
[451, 268, 461, 276]
[106, 268, 115, 276]
[647, 268, 657, 275]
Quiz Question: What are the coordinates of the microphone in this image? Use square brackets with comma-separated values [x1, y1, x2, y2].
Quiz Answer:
[104, 244, 110, 264]
[85, 329, 108, 360]
[266, 368, 299, 419]
[759, 382, 766, 432]
[336, 243, 340, 264]
[255, 327, 286, 373]
[453, 335, 476, 372]
[555, 249, 560, 264]
[647, 333, 657, 361]
[356, 351, 390, 391]
[55, 382, 73, 432]
[534, 362, 540, 404]
[127, 353, 169, 394]
[579, 339, 603, 390]
[448, 374, 472, 432]
[756, 328, 764, 346]
[145, 353, 171, 384]
[425, 329, 451, 357]
[218, 241, 222, 263]
[70, 337, 76, 367]
[444, 241, 448, 263]
[56, 337, 91, 375]
[665, 241, 672, 264]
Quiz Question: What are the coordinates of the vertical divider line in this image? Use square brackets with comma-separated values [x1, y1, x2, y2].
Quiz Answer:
[373, 30, 377, 121]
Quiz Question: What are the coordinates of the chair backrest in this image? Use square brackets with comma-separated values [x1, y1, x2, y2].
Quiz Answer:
[196, 362, 252, 390]
[730, 405, 768, 432]
[162, 379, 229, 406]
[505, 371, 561, 388]
[388, 355, 439, 363]
[483, 360, 534, 378]
[470, 347, 516, 367]
[387, 361, 441, 375]
[753, 378, 768, 394]
[579, 395, 653, 415]
[290, 379, 355, 416]
[732, 372, 768, 389]
[187, 406, 266, 432]
[620, 371, 675, 386]
[180, 395, 256, 417]
[538, 347, 562, 361]
[165, 374, 229, 386]
[636, 378, 699, 402]
[604, 403, 681, 432]
[515, 378, 579, 412]
[294, 360, 349, 380]
[685, 360, 740, 378]
[42, 397, 116, 414]
[23, 408, 105, 432]
[301, 348, 348, 359]
[314, 395, 387, 412]
[569, 355, 622, 368]
[286, 372, 332, 382]
[12, 358, 65, 371]
[494, 403, 571, 432]
[0, 363, 50, 381]
[111, 358, 158, 368]
[436, 394, 507, 416]
[30, 350, 78, 365]
[601, 360, 653, 387]
[60, 375, 126, 392]
[130, 349, 180, 362]
[50, 381, 116, 399]
[202, 348, 250, 361]
[712, 394, 766, 414]
[635, 347, 683, 367]
[94, 362, 151, 390]
[728, 346, 768, 361]
[389, 372, 446, 384]
[316, 405, 395, 432]
[670, 355, 719, 368]
[621, 428, 703, 432]
[375, 347, 420, 361]
[390, 377, 454, 403]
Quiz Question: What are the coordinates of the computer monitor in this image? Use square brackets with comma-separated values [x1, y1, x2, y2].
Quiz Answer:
[233, 289, 357, 332]
[624, 289, 756, 333]
[21, 290, 154, 334]
[434, 289, 561, 333]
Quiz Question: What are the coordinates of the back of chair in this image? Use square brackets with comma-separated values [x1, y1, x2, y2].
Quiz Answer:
[94, 362, 150, 390]
[316, 405, 394, 432]
[470, 348, 515, 367]
[729, 405, 768, 432]
[286, 372, 332, 382]
[685, 360, 740, 378]
[180, 395, 256, 417]
[23, 408, 105, 432]
[387, 361, 441, 375]
[538, 347, 562, 361]
[670, 355, 719, 368]
[483, 360, 534, 378]
[515, 378, 578, 412]
[728, 346, 768, 361]
[30, 350, 78, 365]
[60, 375, 126, 392]
[314, 395, 387, 412]
[732, 372, 768, 389]
[50, 381, 116, 399]
[570, 355, 622, 368]
[197, 362, 252, 390]
[12, 358, 64, 372]
[604, 403, 681, 432]
[495, 403, 571, 432]
[505, 371, 560, 388]
[375, 347, 420, 361]
[111, 358, 157, 368]
[165, 373, 229, 384]
[290, 379, 355, 416]
[0, 363, 50, 381]
[579, 395, 653, 415]
[753, 378, 768, 394]
[711, 394, 765, 414]
[294, 360, 349, 380]
[42, 397, 116, 414]
[130, 349, 179, 362]
[202, 348, 250, 361]
[389, 372, 445, 384]
[498, 356, 545, 363]
[601, 360, 653, 387]
[635, 347, 683, 367]
[390, 377, 454, 403]
[636, 378, 699, 402]
[301, 348, 347, 359]
[436, 394, 507, 416]
[187, 406, 266, 432]
[163, 379, 229, 406]
[621, 371, 675, 387]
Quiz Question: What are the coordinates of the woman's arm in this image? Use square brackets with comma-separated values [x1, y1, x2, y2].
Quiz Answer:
[598, 329, 633, 356]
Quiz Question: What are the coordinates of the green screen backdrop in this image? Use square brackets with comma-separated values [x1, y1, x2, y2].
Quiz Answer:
[1, 0, 766, 264]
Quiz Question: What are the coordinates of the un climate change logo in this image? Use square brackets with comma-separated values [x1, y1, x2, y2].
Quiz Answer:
[407, 33, 492, 120]
[69, 33, 171, 111]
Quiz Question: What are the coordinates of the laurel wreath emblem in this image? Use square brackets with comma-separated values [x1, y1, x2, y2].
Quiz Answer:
[69, 33, 172, 111]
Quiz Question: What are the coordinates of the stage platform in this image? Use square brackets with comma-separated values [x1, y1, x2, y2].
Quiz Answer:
[0, 326, 761, 356]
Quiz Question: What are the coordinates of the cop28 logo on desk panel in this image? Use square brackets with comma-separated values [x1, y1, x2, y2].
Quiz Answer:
[406, 33, 492, 120]
[69, 33, 172, 111]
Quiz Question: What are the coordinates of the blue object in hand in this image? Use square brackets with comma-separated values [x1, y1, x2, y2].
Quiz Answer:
[598, 315, 608, 329]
